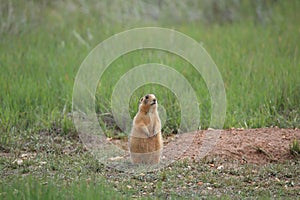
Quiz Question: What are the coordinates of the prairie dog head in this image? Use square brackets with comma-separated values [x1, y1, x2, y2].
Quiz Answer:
[138, 94, 157, 113]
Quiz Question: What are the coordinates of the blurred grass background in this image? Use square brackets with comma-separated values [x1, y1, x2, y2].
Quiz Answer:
[1, 0, 299, 138]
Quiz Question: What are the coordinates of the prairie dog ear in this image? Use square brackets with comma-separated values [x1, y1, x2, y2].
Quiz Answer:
[139, 97, 143, 104]
[143, 94, 149, 104]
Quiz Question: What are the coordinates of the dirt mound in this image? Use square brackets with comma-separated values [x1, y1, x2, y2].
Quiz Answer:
[180, 128, 300, 164]
[113, 128, 300, 164]
[111, 128, 300, 165]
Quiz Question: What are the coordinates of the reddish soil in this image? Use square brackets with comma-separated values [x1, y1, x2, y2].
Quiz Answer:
[180, 127, 300, 164]
[113, 128, 300, 164]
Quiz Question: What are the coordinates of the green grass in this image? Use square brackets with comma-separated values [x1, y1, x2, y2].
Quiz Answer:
[1, 148, 299, 199]
[290, 139, 300, 156]
[0, 0, 300, 199]
[0, 176, 122, 200]
[1, 1, 299, 138]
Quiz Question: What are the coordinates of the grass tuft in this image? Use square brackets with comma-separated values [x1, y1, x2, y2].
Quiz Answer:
[290, 139, 300, 156]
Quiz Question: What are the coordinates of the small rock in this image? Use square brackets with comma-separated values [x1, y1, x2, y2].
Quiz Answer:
[197, 181, 203, 186]
[217, 165, 224, 170]
[20, 153, 28, 158]
[109, 156, 124, 161]
[201, 190, 207, 195]
[126, 185, 132, 189]
[13, 159, 23, 165]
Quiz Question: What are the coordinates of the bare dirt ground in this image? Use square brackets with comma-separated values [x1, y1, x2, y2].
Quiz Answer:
[113, 127, 300, 164]
[180, 127, 300, 164]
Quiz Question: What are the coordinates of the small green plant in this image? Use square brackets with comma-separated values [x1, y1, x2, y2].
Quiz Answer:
[290, 139, 300, 156]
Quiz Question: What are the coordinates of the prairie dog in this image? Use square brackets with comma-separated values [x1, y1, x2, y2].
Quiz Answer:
[129, 94, 163, 164]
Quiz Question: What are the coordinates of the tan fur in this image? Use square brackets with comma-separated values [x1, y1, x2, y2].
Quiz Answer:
[129, 94, 163, 164]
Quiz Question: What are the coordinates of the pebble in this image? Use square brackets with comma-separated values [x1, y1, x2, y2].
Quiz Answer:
[217, 165, 224, 170]
[126, 185, 132, 189]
